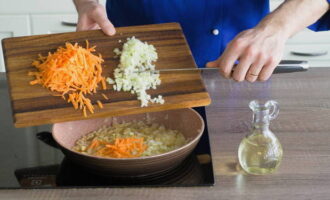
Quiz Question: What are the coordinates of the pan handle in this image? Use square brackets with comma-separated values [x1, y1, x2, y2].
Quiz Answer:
[36, 131, 60, 149]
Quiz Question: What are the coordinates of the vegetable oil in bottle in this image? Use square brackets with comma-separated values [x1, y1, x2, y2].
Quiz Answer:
[238, 100, 283, 175]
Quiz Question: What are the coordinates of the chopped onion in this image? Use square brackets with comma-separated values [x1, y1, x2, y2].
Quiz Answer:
[108, 37, 164, 107]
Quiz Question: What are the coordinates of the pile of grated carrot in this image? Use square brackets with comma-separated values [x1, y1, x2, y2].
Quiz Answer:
[87, 137, 148, 158]
[28, 41, 107, 117]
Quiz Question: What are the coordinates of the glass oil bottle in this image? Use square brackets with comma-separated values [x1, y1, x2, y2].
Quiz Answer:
[238, 100, 283, 175]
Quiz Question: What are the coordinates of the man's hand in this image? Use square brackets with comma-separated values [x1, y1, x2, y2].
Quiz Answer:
[73, 0, 115, 35]
[207, 0, 329, 82]
[207, 27, 286, 82]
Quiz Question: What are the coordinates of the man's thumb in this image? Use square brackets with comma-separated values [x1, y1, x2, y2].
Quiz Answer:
[95, 13, 116, 36]
[206, 60, 218, 68]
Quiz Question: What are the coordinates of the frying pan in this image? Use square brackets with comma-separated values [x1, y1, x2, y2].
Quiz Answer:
[45, 108, 204, 176]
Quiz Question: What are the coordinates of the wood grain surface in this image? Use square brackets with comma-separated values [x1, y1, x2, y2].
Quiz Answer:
[2, 68, 330, 200]
[2, 23, 210, 127]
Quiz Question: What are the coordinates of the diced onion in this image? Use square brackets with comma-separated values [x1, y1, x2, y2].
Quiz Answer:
[72, 121, 187, 157]
[108, 37, 164, 107]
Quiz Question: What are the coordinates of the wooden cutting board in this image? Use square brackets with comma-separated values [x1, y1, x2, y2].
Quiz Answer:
[2, 23, 211, 128]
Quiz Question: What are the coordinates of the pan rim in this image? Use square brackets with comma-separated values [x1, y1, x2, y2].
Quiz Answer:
[52, 108, 205, 161]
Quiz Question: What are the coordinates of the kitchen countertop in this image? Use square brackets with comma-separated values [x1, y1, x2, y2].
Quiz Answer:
[1, 68, 330, 199]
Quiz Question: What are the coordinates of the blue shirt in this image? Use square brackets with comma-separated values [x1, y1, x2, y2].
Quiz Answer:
[106, 0, 330, 67]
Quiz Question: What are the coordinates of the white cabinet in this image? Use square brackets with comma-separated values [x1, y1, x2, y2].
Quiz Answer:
[270, 0, 283, 11]
[31, 14, 77, 35]
[0, 14, 77, 72]
[284, 30, 330, 67]
[0, 0, 109, 72]
[0, 0, 76, 14]
[0, 0, 81, 72]
[270, 0, 330, 67]
[0, 0, 106, 14]
[0, 15, 30, 72]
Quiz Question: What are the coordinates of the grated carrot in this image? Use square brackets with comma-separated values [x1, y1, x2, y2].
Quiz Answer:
[83, 106, 87, 117]
[29, 41, 106, 116]
[101, 77, 107, 90]
[97, 100, 103, 109]
[89, 137, 147, 158]
[87, 139, 99, 150]
[101, 93, 109, 100]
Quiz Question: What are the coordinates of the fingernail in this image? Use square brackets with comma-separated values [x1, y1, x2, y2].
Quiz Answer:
[110, 29, 116, 35]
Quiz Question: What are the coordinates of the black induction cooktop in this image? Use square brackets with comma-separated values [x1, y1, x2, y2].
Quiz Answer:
[0, 93, 214, 189]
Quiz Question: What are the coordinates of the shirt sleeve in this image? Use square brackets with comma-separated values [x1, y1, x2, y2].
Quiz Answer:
[308, 1, 330, 31]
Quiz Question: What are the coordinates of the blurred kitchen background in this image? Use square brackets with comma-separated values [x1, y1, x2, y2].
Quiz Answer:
[0, 0, 329, 185]
[1, 0, 330, 73]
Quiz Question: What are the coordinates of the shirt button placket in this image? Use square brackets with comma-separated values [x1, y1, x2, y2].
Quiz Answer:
[212, 29, 219, 36]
